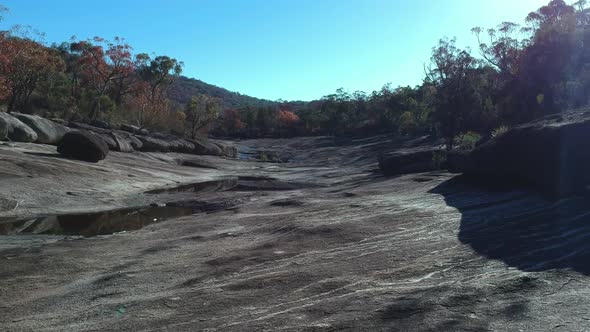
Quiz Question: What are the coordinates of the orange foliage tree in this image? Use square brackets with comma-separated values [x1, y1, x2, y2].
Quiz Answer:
[277, 110, 300, 127]
[125, 81, 170, 128]
[0, 36, 64, 113]
[222, 108, 245, 135]
[71, 37, 134, 120]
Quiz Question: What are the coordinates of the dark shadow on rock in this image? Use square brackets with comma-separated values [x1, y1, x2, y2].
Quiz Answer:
[269, 199, 304, 207]
[430, 175, 590, 275]
[23, 152, 69, 159]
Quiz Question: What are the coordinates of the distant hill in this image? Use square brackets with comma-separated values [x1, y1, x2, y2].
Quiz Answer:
[168, 76, 278, 109]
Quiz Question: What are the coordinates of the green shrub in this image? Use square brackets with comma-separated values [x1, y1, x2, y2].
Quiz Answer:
[455, 131, 481, 151]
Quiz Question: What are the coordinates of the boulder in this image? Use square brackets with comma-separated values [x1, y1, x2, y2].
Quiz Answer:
[120, 124, 140, 134]
[50, 118, 68, 126]
[13, 113, 70, 144]
[57, 130, 109, 162]
[174, 139, 196, 154]
[65, 122, 119, 150]
[126, 135, 143, 150]
[89, 119, 112, 129]
[379, 146, 445, 176]
[190, 138, 223, 156]
[453, 110, 590, 197]
[226, 146, 238, 159]
[95, 133, 117, 150]
[110, 132, 134, 152]
[137, 136, 170, 152]
[0, 112, 38, 142]
[0, 121, 7, 141]
[166, 139, 186, 153]
[139, 128, 149, 136]
[151, 131, 171, 140]
[147, 134, 197, 154]
[114, 131, 143, 150]
[68, 122, 107, 133]
[214, 142, 238, 158]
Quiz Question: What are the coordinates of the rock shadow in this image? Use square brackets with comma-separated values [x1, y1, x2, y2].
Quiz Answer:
[430, 175, 590, 275]
[23, 151, 68, 159]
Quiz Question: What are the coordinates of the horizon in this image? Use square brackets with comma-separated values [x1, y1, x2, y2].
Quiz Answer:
[2, 0, 550, 102]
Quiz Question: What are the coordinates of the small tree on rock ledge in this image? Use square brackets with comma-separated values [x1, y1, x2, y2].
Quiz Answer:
[184, 94, 220, 139]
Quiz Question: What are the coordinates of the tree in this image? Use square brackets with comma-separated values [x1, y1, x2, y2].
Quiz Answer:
[425, 38, 479, 149]
[0, 36, 64, 113]
[277, 109, 299, 127]
[526, 0, 576, 31]
[126, 81, 169, 128]
[222, 108, 245, 135]
[472, 22, 528, 78]
[0, 38, 9, 101]
[126, 53, 183, 128]
[184, 94, 220, 138]
[135, 54, 183, 102]
[36, 68, 72, 116]
[398, 111, 417, 135]
[73, 37, 134, 120]
[574, 0, 590, 26]
[255, 107, 276, 136]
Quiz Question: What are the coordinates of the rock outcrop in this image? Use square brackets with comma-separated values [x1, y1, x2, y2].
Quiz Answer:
[0, 113, 237, 158]
[446, 149, 470, 174]
[214, 142, 238, 158]
[137, 136, 171, 152]
[0, 120, 7, 141]
[96, 133, 118, 151]
[120, 124, 140, 134]
[0, 112, 38, 143]
[191, 139, 223, 156]
[13, 113, 70, 144]
[449, 110, 590, 197]
[110, 132, 134, 152]
[89, 119, 112, 130]
[379, 146, 445, 176]
[125, 134, 143, 150]
[57, 131, 109, 162]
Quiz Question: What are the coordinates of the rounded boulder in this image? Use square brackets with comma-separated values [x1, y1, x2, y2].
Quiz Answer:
[57, 131, 109, 162]
[0, 112, 38, 142]
[14, 113, 70, 144]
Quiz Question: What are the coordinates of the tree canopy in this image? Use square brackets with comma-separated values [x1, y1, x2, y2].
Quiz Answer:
[1, 1, 589, 143]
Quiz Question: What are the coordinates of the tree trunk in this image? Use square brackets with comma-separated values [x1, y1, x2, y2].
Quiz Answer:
[7, 94, 15, 113]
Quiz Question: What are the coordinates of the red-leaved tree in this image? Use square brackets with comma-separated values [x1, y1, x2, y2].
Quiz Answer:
[222, 108, 245, 135]
[72, 37, 134, 120]
[0, 36, 64, 112]
[277, 110, 300, 127]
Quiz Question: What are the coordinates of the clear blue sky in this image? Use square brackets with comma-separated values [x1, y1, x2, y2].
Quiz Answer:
[1, 0, 551, 101]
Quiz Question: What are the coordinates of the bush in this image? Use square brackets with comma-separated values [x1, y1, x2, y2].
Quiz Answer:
[455, 131, 481, 151]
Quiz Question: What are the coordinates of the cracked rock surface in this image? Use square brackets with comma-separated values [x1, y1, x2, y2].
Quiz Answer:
[1, 136, 590, 331]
